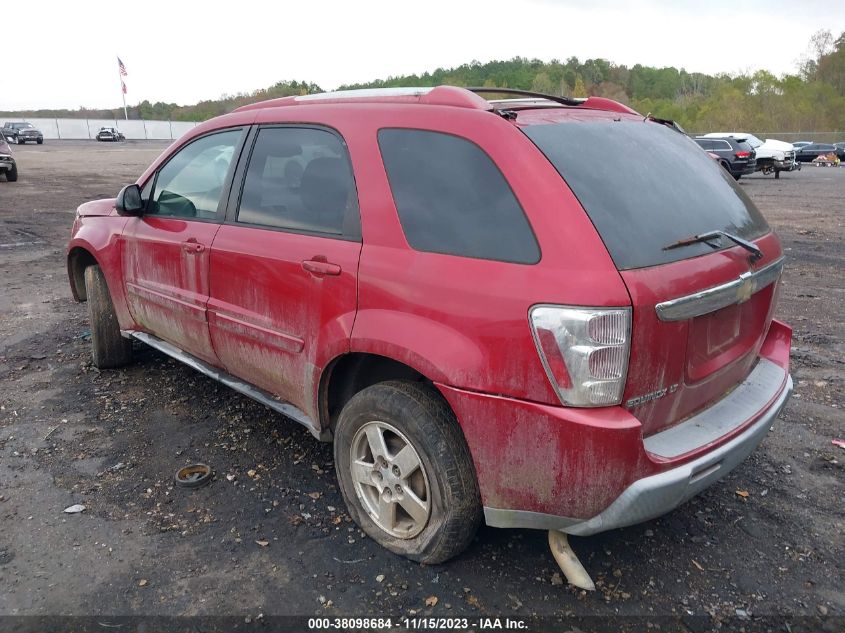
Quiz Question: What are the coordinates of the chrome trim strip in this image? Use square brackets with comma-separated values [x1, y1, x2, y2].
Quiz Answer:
[125, 330, 329, 441]
[655, 257, 784, 322]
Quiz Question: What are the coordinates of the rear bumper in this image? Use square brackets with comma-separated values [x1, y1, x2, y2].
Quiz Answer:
[732, 159, 757, 175]
[438, 320, 792, 535]
[562, 371, 791, 535]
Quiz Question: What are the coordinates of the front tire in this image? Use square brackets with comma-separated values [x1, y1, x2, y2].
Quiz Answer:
[36, 138, 43, 145]
[83, 265, 132, 368]
[5, 164, 17, 182]
[334, 381, 481, 564]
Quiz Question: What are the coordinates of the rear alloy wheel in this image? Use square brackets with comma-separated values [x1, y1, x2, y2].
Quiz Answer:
[334, 381, 481, 564]
[84, 265, 132, 368]
[350, 420, 431, 538]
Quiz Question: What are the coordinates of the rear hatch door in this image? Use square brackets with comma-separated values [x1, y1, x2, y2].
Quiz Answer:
[522, 115, 783, 436]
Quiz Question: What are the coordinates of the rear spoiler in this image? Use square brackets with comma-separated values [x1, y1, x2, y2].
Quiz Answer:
[645, 115, 687, 135]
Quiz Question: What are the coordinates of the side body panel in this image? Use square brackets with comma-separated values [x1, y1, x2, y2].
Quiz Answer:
[208, 227, 360, 421]
[121, 217, 221, 365]
[67, 205, 134, 329]
[340, 105, 630, 403]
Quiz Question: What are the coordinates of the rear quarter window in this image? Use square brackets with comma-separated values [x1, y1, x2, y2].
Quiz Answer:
[523, 120, 770, 270]
[378, 129, 540, 264]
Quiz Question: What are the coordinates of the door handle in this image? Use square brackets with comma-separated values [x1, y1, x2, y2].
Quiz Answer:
[181, 239, 205, 254]
[302, 258, 341, 276]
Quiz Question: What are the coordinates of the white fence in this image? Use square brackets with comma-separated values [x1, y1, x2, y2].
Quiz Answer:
[4, 118, 200, 141]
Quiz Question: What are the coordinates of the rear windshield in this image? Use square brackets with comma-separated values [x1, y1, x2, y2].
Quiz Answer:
[523, 120, 770, 270]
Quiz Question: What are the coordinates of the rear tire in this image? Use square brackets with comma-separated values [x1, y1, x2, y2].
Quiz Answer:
[5, 164, 17, 182]
[84, 265, 132, 369]
[334, 380, 481, 564]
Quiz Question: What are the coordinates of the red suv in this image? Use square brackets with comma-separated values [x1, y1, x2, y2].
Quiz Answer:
[67, 86, 793, 564]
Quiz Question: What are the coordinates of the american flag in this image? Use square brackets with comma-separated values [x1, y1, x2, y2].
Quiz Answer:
[118, 57, 127, 76]
[121, 80, 127, 94]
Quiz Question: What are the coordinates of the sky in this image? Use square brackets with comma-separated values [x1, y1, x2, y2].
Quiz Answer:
[3, 0, 844, 111]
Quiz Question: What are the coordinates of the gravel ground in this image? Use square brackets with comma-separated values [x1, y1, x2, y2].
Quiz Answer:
[0, 141, 842, 631]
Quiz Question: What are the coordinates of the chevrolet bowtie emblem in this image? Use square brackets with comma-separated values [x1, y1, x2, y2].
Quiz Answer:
[736, 271, 755, 303]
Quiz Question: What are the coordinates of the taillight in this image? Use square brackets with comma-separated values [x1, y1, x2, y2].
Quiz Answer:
[529, 306, 631, 407]
[735, 151, 751, 159]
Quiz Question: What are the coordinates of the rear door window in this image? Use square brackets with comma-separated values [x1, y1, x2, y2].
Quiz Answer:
[523, 120, 770, 270]
[236, 127, 360, 238]
[378, 129, 540, 264]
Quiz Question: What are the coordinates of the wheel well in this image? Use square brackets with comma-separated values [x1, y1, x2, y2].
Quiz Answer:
[67, 248, 98, 302]
[322, 353, 429, 430]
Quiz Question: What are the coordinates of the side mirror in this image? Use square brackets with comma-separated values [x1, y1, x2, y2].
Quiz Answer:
[115, 184, 144, 216]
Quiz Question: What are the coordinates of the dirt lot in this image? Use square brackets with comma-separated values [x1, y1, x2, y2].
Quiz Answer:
[0, 142, 842, 629]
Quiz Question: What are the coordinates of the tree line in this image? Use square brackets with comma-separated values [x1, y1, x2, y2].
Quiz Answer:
[3, 31, 843, 134]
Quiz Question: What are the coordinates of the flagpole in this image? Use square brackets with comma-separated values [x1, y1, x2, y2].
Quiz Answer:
[117, 57, 127, 120]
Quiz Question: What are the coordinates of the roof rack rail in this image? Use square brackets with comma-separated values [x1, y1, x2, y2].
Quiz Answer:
[467, 87, 583, 107]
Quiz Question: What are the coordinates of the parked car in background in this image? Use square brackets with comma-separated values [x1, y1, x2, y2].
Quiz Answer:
[96, 127, 125, 142]
[834, 142, 845, 152]
[795, 143, 845, 162]
[694, 137, 757, 179]
[66, 86, 792, 566]
[0, 133, 18, 181]
[701, 132, 795, 178]
[1, 121, 44, 144]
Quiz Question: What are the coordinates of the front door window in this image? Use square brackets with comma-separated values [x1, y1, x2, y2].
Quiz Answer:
[150, 130, 240, 219]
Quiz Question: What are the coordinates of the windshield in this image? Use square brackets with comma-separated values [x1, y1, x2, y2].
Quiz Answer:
[523, 119, 770, 270]
[16, 123, 33, 129]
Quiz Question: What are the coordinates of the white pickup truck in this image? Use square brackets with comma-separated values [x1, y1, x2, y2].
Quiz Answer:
[701, 133, 799, 179]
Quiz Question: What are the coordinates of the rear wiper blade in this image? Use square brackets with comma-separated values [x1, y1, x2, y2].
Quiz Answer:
[663, 230, 763, 262]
